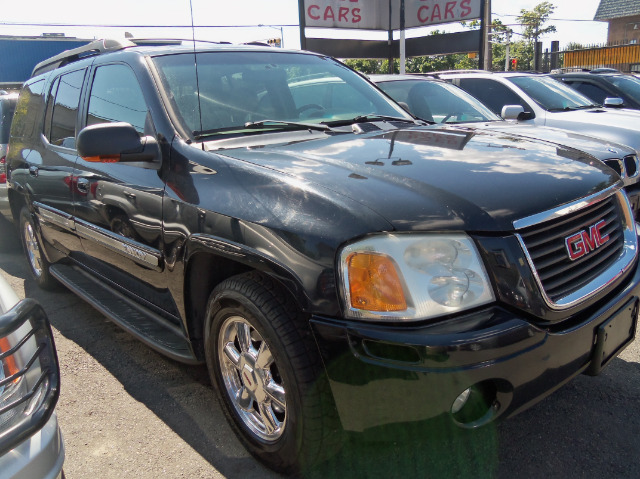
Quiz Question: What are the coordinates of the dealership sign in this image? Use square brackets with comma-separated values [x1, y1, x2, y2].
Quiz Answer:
[304, 0, 482, 30]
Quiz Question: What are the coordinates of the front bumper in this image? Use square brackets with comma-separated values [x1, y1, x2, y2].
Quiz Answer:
[0, 184, 10, 220]
[0, 413, 65, 479]
[311, 263, 640, 432]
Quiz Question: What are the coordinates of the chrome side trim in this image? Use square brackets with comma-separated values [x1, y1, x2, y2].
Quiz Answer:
[75, 220, 162, 271]
[515, 189, 638, 311]
[33, 202, 75, 231]
[512, 182, 623, 230]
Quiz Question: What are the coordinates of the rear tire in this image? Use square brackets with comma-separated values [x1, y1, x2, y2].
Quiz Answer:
[20, 207, 57, 290]
[204, 272, 341, 474]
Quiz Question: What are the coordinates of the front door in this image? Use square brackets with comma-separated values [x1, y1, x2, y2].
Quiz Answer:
[72, 63, 177, 318]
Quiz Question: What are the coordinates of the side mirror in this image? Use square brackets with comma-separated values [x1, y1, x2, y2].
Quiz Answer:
[77, 122, 161, 168]
[501, 105, 533, 121]
[603, 97, 624, 108]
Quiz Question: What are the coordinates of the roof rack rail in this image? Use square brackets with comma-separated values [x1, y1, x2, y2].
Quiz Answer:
[31, 38, 136, 77]
[433, 69, 488, 76]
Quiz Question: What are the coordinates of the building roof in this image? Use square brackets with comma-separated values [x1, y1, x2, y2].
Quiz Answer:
[594, 0, 640, 21]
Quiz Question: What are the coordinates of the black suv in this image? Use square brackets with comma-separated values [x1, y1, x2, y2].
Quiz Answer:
[551, 70, 640, 110]
[7, 39, 640, 473]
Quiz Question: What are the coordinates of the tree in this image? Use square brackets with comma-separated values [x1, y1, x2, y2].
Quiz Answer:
[517, 2, 557, 46]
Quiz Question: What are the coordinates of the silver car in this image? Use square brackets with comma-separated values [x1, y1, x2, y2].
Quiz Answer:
[371, 74, 640, 214]
[0, 272, 64, 479]
[435, 71, 640, 156]
[0, 91, 18, 220]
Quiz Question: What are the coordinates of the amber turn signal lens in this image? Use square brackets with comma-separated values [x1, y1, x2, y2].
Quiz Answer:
[347, 252, 407, 312]
[82, 155, 120, 163]
[0, 337, 20, 384]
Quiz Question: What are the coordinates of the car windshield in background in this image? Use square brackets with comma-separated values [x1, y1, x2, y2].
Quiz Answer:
[377, 79, 501, 124]
[610, 75, 640, 104]
[152, 51, 411, 138]
[508, 75, 598, 111]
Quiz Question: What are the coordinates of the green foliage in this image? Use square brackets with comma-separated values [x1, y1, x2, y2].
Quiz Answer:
[517, 2, 557, 43]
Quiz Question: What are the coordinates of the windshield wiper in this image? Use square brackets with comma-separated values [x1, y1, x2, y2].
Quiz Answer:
[193, 120, 332, 141]
[350, 114, 424, 124]
[326, 114, 429, 127]
[244, 119, 332, 132]
[547, 104, 599, 112]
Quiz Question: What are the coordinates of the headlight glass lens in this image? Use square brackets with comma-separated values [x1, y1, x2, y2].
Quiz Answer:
[0, 328, 34, 431]
[340, 234, 495, 321]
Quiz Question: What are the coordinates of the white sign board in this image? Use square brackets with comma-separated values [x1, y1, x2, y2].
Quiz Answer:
[303, 0, 482, 31]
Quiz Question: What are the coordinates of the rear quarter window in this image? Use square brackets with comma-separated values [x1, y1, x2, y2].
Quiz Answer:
[10, 80, 45, 140]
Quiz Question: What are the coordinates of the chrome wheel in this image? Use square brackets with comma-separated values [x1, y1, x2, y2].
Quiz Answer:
[218, 315, 286, 442]
[23, 221, 43, 278]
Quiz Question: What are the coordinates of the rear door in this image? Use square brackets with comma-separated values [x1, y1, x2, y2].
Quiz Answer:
[30, 68, 87, 256]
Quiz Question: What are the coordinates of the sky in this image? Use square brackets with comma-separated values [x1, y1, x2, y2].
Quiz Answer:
[0, 0, 608, 51]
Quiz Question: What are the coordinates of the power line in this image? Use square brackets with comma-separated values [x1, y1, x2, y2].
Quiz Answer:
[493, 14, 600, 22]
[0, 21, 298, 28]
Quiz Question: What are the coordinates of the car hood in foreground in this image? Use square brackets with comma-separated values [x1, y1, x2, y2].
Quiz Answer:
[206, 125, 618, 233]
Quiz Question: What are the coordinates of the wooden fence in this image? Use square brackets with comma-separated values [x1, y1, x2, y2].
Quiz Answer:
[553, 43, 640, 73]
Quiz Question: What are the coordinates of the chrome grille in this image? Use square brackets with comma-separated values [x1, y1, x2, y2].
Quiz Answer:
[517, 195, 625, 303]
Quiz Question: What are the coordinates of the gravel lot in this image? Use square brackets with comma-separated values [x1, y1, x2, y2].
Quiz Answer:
[1, 224, 639, 479]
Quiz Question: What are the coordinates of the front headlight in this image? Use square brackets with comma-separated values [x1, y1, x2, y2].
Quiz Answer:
[339, 234, 495, 321]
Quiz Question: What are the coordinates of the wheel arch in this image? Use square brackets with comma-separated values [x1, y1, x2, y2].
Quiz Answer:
[183, 235, 312, 361]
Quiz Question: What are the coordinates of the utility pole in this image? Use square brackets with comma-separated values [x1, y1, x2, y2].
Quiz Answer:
[483, 0, 492, 70]
[504, 30, 511, 71]
[400, 0, 406, 74]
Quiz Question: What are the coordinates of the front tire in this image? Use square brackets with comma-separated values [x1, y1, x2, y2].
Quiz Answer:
[205, 273, 340, 474]
[20, 207, 57, 290]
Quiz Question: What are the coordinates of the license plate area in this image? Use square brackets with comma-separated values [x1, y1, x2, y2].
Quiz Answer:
[587, 298, 638, 376]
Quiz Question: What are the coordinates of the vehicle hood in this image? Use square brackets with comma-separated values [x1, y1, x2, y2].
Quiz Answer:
[466, 122, 636, 161]
[206, 125, 618, 233]
[542, 108, 640, 153]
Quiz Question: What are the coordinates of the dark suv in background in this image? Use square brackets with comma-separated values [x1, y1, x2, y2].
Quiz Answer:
[551, 70, 640, 111]
[6, 39, 640, 474]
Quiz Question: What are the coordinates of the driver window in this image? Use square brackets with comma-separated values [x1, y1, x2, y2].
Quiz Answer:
[87, 64, 149, 134]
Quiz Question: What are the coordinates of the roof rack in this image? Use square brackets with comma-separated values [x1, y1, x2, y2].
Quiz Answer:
[31, 38, 136, 77]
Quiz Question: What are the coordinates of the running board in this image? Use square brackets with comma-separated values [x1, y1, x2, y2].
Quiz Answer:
[50, 264, 199, 364]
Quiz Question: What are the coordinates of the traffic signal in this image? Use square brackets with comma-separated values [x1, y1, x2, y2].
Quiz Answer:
[267, 38, 281, 48]
[511, 58, 518, 70]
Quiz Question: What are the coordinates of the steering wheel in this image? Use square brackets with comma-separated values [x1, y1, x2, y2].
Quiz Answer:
[297, 103, 325, 117]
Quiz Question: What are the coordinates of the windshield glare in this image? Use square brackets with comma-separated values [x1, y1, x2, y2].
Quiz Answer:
[152, 51, 411, 137]
[377, 79, 501, 123]
[610, 75, 640, 104]
[508, 75, 596, 111]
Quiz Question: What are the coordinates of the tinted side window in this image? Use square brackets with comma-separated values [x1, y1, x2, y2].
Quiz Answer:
[0, 99, 16, 143]
[49, 69, 86, 148]
[87, 64, 148, 134]
[458, 78, 532, 117]
[11, 79, 45, 140]
[568, 81, 609, 104]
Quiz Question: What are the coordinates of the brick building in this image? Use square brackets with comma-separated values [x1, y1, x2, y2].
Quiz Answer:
[594, 0, 640, 44]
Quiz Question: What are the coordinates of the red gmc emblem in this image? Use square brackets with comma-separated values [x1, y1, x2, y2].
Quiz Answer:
[565, 220, 610, 261]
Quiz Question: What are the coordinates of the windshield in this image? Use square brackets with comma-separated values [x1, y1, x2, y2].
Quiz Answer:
[152, 51, 411, 138]
[508, 75, 597, 111]
[377, 79, 501, 124]
[610, 75, 640, 104]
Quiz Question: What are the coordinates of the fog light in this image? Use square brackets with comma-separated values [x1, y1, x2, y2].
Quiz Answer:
[451, 388, 471, 414]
